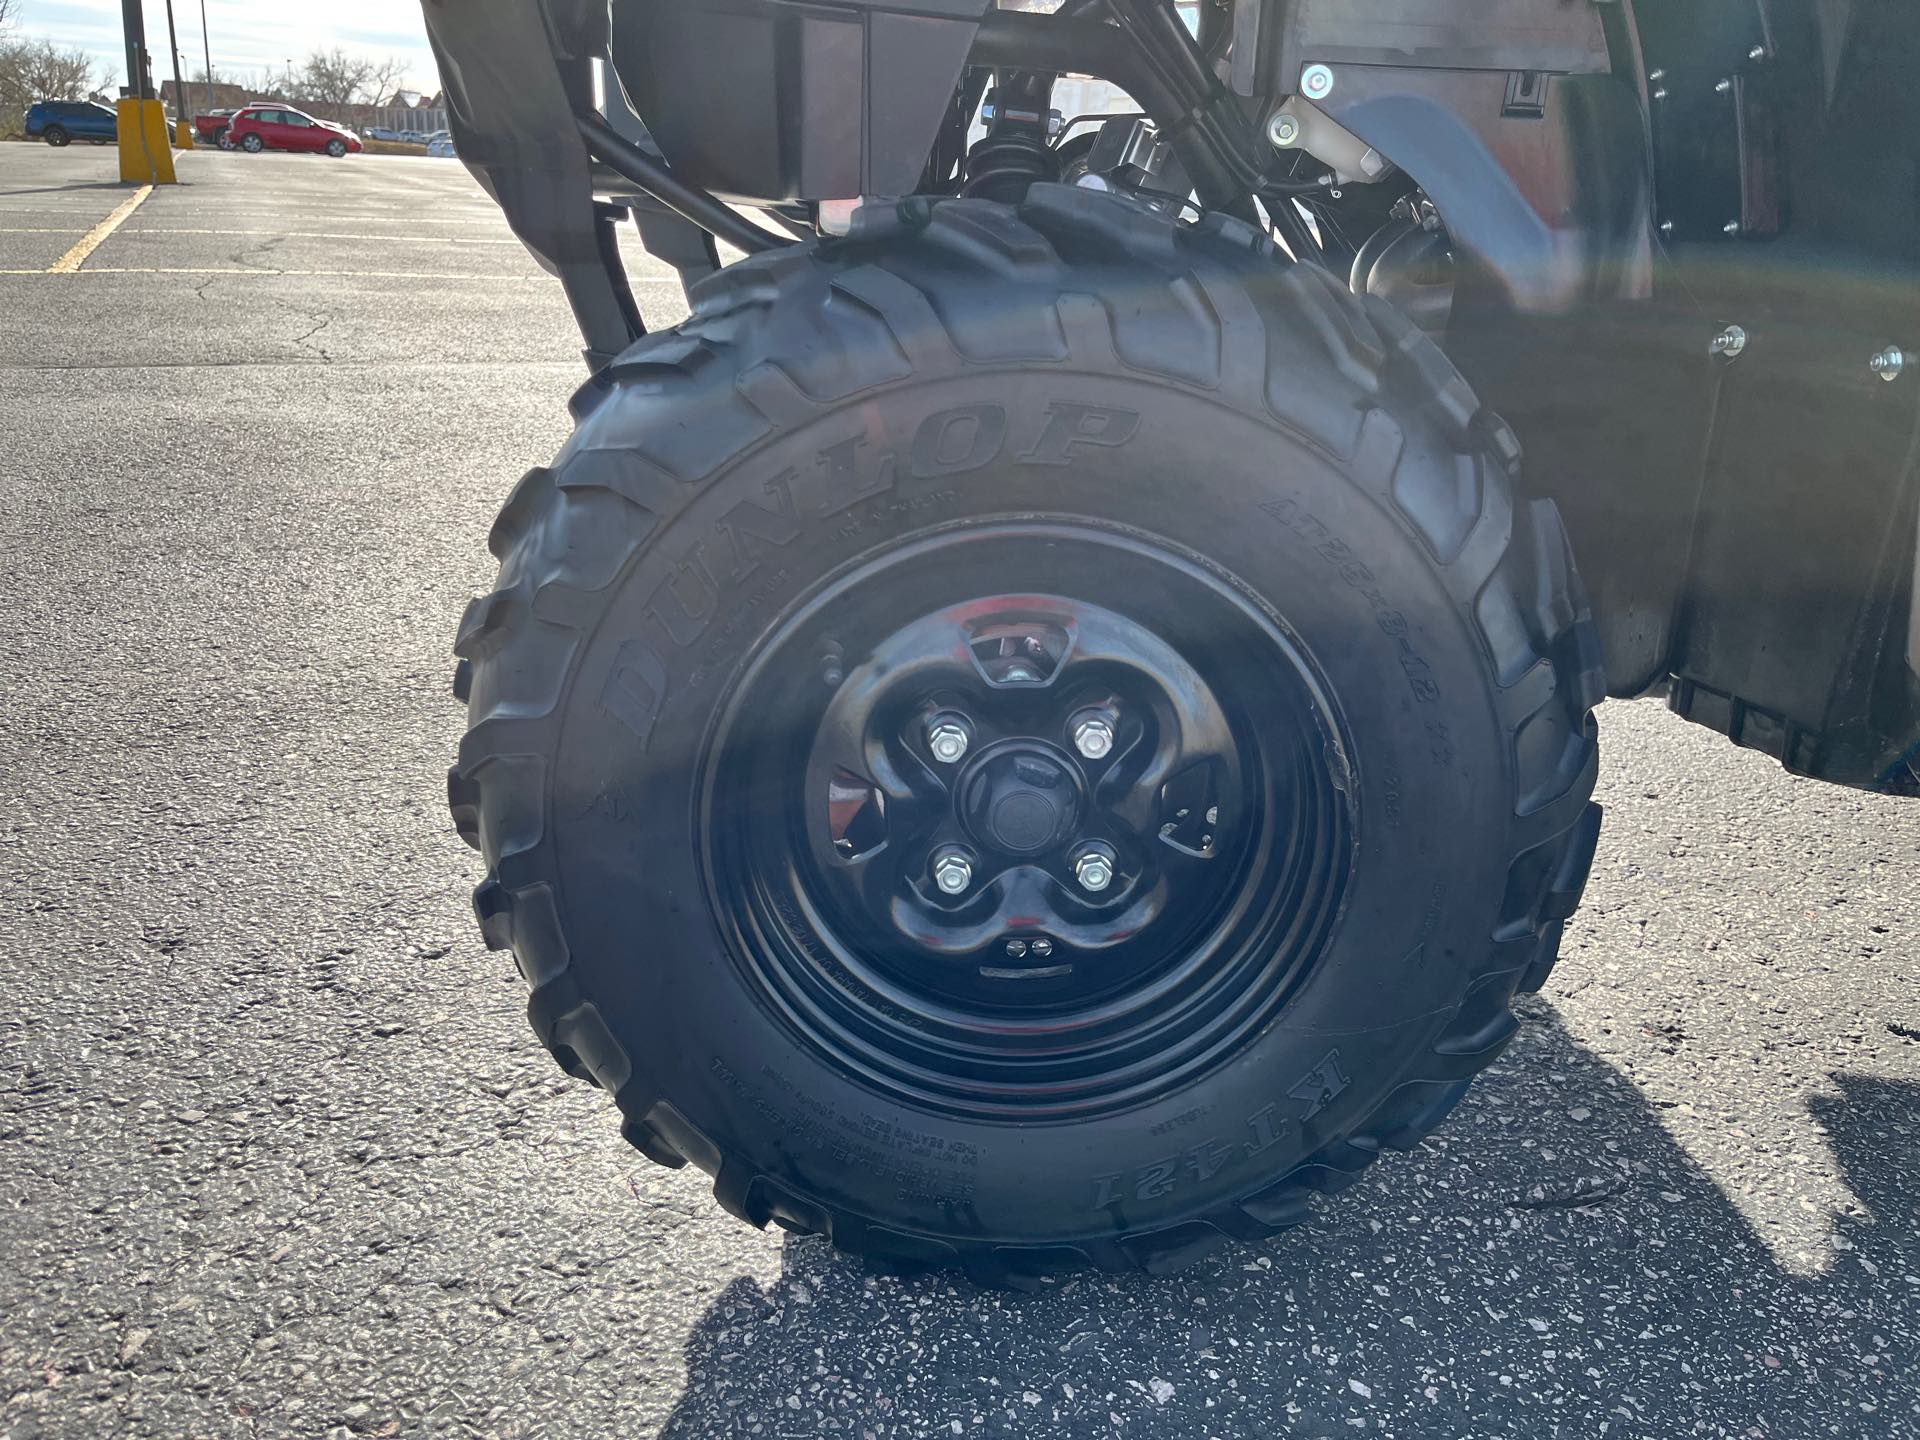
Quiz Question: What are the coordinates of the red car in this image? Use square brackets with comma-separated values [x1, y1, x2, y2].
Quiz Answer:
[226, 104, 362, 157]
[192, 109, 236, 148]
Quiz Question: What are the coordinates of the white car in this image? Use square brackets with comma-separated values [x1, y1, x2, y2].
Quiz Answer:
[424, 130, 456, 158]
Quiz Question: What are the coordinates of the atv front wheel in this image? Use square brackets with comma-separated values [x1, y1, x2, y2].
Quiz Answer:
[449, 187, 1603, 1281]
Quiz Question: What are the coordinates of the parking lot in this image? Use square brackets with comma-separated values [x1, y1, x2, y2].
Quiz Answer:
[1, 143, 1916, 1439]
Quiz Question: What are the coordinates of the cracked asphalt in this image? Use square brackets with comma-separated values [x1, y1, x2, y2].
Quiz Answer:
[2, 144, 1917, 1440]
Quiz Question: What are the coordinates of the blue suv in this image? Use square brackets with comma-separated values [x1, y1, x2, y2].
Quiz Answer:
[24, 99, 117, 147]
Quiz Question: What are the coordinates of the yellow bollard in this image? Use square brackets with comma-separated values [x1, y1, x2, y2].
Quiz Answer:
[174, 119, 196, 149]
[116, 98, 179, 184]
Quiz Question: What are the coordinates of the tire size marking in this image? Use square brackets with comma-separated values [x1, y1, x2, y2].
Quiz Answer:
[601, 400, 1141, 748]
[711, 1057, 981, 1207]
[1147, 1103, 1213, 1137]
[1259, 496, 1440, 704]
[1090, 1048, 1351, 1211]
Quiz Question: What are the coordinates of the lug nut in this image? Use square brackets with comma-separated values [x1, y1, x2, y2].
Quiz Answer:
[1073, 850, 1114, 893]
[933, 850, 973, 895]
[1031, 938, 1053, 958]
[1870, 346, 1905, 382]
[1072, 715, 1115, 761]
[927, 716, 971, 765]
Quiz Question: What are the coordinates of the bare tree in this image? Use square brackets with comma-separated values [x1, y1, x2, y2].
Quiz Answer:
[0, 37, 111, 131]
[0, 0, 17, 32]
[364, 55, 411, 107]
[285, 47, 413, 120]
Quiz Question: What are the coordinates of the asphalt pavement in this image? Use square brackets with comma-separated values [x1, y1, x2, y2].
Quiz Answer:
[1, 142, 1916, 1440]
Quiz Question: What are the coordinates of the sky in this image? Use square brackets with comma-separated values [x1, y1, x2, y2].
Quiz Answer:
[13, 0, 440, 95]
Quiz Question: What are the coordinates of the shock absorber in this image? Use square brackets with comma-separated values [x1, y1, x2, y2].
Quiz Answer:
[962, 70, 1059, 204]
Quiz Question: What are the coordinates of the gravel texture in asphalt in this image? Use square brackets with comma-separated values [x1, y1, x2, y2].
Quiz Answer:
[1, 144, 1916, 1440]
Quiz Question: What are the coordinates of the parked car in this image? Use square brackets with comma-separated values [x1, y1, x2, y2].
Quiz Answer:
[23, 99, 117, 147]
[192, 108, 237, 148]
[366, 125, 403, 141]
[224, 104, 362, 157]
[424, 130, 456, 158]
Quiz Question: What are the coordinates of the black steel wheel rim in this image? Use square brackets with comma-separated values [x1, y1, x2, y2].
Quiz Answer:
[700, 520, 1356, 1120]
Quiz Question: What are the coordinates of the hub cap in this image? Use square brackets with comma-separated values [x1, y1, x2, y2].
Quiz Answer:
[701, 522, 1355, 1119]
[959, 743, 1084, 855]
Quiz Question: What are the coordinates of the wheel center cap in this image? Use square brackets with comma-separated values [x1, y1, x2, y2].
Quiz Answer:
[960, 745, 1083, 856]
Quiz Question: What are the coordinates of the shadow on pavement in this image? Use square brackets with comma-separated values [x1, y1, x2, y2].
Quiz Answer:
[0, 181, 135, 196]
[657, 1008, 1917, 1438]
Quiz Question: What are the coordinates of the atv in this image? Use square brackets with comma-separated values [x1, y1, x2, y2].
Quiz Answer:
[423, 0, 1919, 1282]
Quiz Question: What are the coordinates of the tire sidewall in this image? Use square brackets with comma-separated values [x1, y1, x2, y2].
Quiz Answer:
[549, 370, 1512, 1243]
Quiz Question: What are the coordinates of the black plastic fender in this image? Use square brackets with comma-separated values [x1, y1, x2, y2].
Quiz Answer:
[1321, 68, 1653, 313]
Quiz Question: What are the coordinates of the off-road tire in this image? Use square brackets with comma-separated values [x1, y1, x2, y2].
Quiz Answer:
[448, 185, 1604, 1283]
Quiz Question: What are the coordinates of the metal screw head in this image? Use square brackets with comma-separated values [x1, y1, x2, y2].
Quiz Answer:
[1659, 219, 1675, 235]
[1651, 87, 1669, 101]
[1648, 68, 1666, 82]
[1004, 938, 1028, 959]
[1266, 111, 1300, 148]
[1710, 324, 1748, 358]
[1715, 77, 1734, 94]
[933, 851, 972, 895]
[1300, 64, 1334, 100]
[1073, 850, 1114, 893]
[927, 717, 970, 765]
[1030, 938, 1053, 958]
[1072, 716, 1115, 761]
[1870, 346, 1906, 382]
[1748, 44, 1767, 61]
[1722, 220, 1743, 236]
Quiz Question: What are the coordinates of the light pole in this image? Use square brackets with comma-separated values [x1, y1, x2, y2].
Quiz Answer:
[162, 0, 187, 131]
[119, 0, 151, 98]
[199, 0, 213, 111]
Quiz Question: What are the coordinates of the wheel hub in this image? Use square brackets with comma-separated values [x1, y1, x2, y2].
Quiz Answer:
[959, 743, 1083, 856]
[702, 522, 1356, 1118]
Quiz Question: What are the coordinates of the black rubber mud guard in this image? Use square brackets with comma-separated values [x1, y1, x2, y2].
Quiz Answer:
[422, 0, 642, 367]
[1320, 70, 1653, 313]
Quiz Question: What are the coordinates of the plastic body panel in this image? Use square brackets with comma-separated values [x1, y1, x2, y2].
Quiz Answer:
[1270, 0, 1610, 79]
[610, 0, 990, 202]
[1320, 68, 1652, 313]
